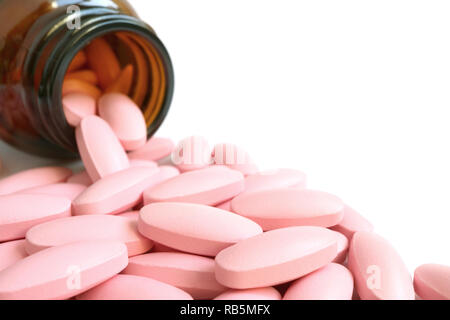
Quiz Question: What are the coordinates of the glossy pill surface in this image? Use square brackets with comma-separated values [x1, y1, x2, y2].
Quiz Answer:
[283, 263, 354, 300]
[144, 166, 244, 206]
[76, 115, 130, 182]
[0, 194, 71, 242]
[0, 166, 72, 195]
[128, 137, 175, 161]
[414, 264, 450, 300]
[0, 240, 28, 272]
[73, 166, 160, 216]
[124, 252, 226, 299]
[0, 241, 128, 300]
[215, 226, 338, 289]
[25, 215, 152, 256]
[231, 188, 344, 230]
[138, 202, 262, 256]
[21, 183, 87, 201]
[62, 93, 97, 127]
[244, 168, 307, 193]
[348, 231, 414, 300]
[98, 93, 147, 151]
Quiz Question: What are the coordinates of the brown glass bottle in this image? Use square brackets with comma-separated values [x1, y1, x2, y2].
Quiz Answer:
[0, 0, 174, 158]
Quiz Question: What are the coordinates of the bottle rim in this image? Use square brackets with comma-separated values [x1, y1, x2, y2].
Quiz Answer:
[24, 9, 174, 158]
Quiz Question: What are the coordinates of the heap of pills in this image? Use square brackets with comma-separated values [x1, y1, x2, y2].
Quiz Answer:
[0, 43, 449, 300]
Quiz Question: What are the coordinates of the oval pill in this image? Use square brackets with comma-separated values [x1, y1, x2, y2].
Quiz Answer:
[21, 183, 87, 201]
[73, 166, 160, 216]
[414, 264, 450, 300]
[62, 93, 97, 127]
[0, 240, 28, 272]
[138, 202, 262, 256]
[98, 93, 147, 151]
[331, 205, 374, 240]
[0, 240, 128, 300]
[77, 274, 193, 300]
[76, 115, 130, 182]
[128, 137, 175, 161]
[143, 166, 244, 206]
[244, 168, 307, 193]
[0, 166, 72, 195]
[348, 231, 414, 300]
[25, 215, 152, 256]
[124, 252, 227, 299]
[283, 263, 354, 300]
[231, 188, 344, 230]
[0, 194, 71, 242]
[214, 287, 282, 300]
[215, 226, 338, 289]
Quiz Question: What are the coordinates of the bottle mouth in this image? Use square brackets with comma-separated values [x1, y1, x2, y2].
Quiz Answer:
[27, 11, 174, 158]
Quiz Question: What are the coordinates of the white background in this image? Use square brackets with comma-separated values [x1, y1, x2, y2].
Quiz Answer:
[1, 0, 449, 273]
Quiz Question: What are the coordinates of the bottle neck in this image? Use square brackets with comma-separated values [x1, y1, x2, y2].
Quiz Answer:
[23, 6, 174, 158]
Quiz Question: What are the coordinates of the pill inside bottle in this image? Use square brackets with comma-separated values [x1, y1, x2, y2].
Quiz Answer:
[0, 0, 174, 158]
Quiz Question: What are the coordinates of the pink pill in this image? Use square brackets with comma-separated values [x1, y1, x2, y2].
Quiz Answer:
[20, 183, 87, 201]
[0, 194, 71, 242]
[414, 264, 450, 300]
[283, 263, 354, 300]
[67, 170, 92, 186]
[216, 200, 232, 211]
[231, 188, 344, 231]
[153, 165, 180, 181]
[331, 205, 374, 240]
[139, 202, 262, 256]
[117, 210, 139, 219]
[25, 215, 152, 256]
[348, 231, 414, 300]
[62, 93, 97, 127]
[214, 287, 282, 300]
[215, 226, 338, 289]
[0, 240, 28, 272]
[212, 143, 258, 176]
[73, 166, 160, 216]
[124, 252, 227, 299]
[151, 242, 179, 253]
[77, 274, 193, 300]
[128, 137, 175, 161]
[143, 166, 244, 206]
[129, 159, 158, 168]
[332, 230, 349, 264]
[0, 166, 72, 195]
[244, 168, 307, 193]
[171, 136, 211, 172]
[214, 169, 308, 212]
[98, 93, 147, 151]
[0, 240, 128, 300]
[76, 115, 130, 182]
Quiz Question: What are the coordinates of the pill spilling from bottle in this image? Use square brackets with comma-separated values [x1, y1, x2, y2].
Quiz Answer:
[0, 43, 448, 300]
